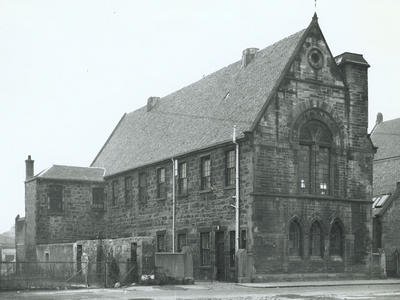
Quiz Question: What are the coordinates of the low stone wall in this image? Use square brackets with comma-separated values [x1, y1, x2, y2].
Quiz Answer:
[155, 247, 193, 283]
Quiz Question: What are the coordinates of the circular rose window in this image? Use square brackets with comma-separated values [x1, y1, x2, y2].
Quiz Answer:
[308, 48, 323, 69]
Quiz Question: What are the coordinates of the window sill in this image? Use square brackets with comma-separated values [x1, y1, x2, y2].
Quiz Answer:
[288, 255, 303, 261]
[330, 255, 343, 262]
[224, 186, 235, 191]
[310, 255, 324, 261]
[155, 197, 167, 201]
[48, 211, 64, 216]
[199, 265, 211, 269]
[199, 190, 213, 194]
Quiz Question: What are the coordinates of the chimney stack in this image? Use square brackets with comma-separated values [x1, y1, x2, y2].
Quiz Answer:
[241, 48, 259, 68]
[147, 97, 160, 112]
[25, 155, 34, 180]
[376, 112, 383, 125]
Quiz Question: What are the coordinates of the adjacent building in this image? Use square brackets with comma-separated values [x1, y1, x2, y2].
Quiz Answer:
[17, 15, 374, 282]
[371, 115, 400, 276]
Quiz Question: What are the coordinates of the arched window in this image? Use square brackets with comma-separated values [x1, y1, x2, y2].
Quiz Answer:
[298, 120, 332, 195]
[288, 220, 302, 257]
[329, 220, 344, 257]
[310, 221, 324, 257]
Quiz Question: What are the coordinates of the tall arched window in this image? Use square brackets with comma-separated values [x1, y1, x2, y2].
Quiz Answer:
[329, 220, 344, 257]
[289, 220, 302, 257]
[298, 120, 332, 195]
[310, 221, 323, 257]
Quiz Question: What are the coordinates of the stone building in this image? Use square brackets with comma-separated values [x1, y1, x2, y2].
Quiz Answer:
[17, 15, 374, 282]
[370, 115, 400, 276]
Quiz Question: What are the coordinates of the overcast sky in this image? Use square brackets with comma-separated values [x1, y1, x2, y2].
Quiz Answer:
[1, 0, 399, 233]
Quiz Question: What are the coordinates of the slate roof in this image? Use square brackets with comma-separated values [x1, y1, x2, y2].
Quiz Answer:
[371, 118, 400, 160]
[371, 118, 400, 195]
[37, 165, 105, 182]
[91, 20, 319, 176]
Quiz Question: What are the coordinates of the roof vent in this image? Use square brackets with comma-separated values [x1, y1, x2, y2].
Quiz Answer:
[242, 48, 259, 68]
[147, 96, 160, 112]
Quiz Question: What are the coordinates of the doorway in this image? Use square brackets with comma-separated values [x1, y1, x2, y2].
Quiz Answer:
[215, 231, 225, 281]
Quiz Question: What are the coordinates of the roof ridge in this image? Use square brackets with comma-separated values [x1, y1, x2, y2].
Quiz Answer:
[52, 164, 105, 170]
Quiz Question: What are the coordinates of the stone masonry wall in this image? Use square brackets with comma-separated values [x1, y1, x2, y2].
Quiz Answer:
[35, 179, 106, 244]
[251, 27, 373, 276]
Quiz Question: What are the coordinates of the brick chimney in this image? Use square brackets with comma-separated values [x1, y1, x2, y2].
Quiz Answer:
[242, 48, 259, 68]
[25, 155, 34, 180]
[147, 97, 160, 112]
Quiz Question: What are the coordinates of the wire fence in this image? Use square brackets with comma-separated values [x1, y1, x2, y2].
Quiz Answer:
[0, 259, 141, 290]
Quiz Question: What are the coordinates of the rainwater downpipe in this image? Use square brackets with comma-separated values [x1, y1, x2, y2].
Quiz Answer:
[171, 158, 176, 253]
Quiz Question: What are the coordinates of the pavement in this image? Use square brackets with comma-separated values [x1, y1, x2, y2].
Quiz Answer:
[237, 278, 400, 288]
[1, 278, 400, 300]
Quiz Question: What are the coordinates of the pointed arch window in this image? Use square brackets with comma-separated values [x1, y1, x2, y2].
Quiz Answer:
[329, 220, 344, 257]
[298, 120, 332, 195]
[310, 221, 324, 257]
[288, 220, 302, 257]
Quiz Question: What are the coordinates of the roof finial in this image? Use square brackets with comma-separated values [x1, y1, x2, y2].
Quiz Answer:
[313, 0, 318, 21]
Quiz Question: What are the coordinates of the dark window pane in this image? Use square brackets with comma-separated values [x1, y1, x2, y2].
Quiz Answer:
[310, 222, 323, 257]
[298, 145, 311, 193]
[226, 150, 235, 186]
[200, 232, 210, 266]
[201, 157, 211, 190]
[330, 221, 343, 257]
[157, 233, 165, 252]
[288, 221, 302, 257]
[318, 147, 330, 195]
[178, 162, 188, 195]
[229, 231, 235, 267]
[125, 176, 133, 205]
[93, 187, 104, 210]
[177, 233, 187, 252]
[139, 173, 147, 204]
[157, 168, 166, 198]
[240, 230, 247, 249]
[49, 185, 63, 212]
[112, 180, 118, 205]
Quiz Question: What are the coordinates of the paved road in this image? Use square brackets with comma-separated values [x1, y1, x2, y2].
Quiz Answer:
[1, 282, 400, 299]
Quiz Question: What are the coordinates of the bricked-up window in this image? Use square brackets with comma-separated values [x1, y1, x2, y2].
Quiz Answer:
[298, 120, 332, 195]
[225, 150, 235, 186]
[112, 180, 118, 205]
[157, 168, 166, 198]
[178, 162, 188, 195]
[124, 176, 133, 205]
[310, 221, 323, 257]
[157, 232, 165, 252]
[229, 231, 235, 267]
[200, 232, 210, 266]
[329, 221, 344, 257]
[139, 173, 147, 204]
[177, 233, 187, 252]
[288, 220, 302, 257]
[201, 156, 211, 190]
[92, 187, 104, 210]
[48, 185, 63, 212]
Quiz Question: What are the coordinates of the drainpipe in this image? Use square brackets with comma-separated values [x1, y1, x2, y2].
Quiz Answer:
[233, 126, 240, 258]
[172, 158, 176, 253]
